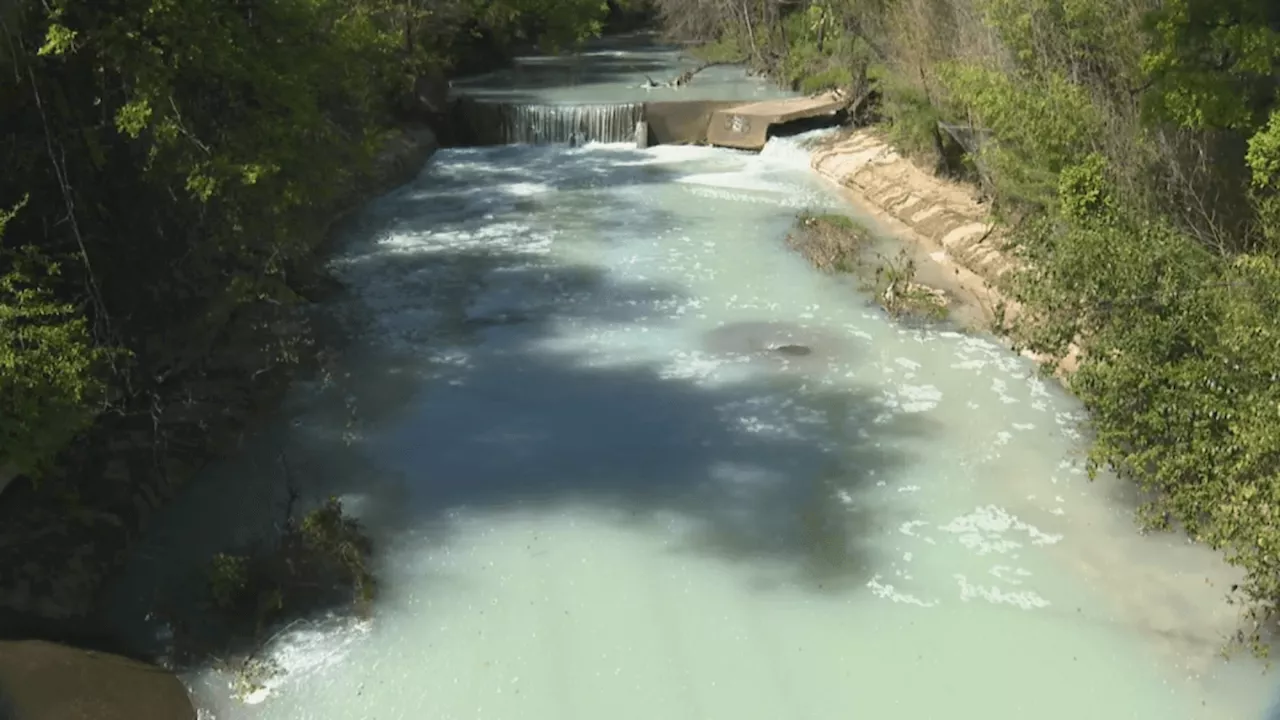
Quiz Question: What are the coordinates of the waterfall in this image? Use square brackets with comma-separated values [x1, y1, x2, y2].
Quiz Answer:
[455, 100, 645, 146]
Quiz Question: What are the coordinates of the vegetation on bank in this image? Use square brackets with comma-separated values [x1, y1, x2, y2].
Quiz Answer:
[789, 213, 868, 273]
[1, 0, 632, 490]
[174, 457, 376, 699]
[787, 212, 949, 321]
[0, 0, 644, 617]
[660, 0, 1280, 648]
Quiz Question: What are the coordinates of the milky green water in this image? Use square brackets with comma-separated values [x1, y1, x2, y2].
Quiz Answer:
[95, 135, 1280, 719]
[450, 32, 790, 104]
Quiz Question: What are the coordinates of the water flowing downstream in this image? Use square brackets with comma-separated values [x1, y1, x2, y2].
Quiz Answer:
[455, 100, 646, 145]
[99, 134, 1278, 718]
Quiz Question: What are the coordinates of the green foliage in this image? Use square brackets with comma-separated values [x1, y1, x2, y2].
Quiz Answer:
[208, 553, 251, 610]
[1057, 152, 1118, 224]
[1009, 198, 1280, 641]
[300, 496, 377, 603]
[787, 211, 948, 321]
[688, 0, 1280, 637]
[805, 212, 859, 232]
[1247, 109, 1280, 246]
[689, 37, 747, 64]
[870, 249, 950, 322]
[1064, 250, 1280, 634]
[0, 200, 108, 478]
[0, 0, 612, 479]
[976, 0, 1145, 89]
[1140, 0, 1280, 132]
[800, 66, 855, 94]
[787, 210, 871, 273]
[179, 495, 377, 688]
[877, 72, 947, 160]
[201, 497, 374, 642]
[775, 9, 870, 92]
[939, 63, 1104, 209]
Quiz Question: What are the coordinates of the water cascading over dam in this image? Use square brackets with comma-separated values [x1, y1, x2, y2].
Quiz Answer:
[456, 99, 645, 145]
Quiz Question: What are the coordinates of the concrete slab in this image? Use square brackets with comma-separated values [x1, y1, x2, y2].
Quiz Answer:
[706, 91, 851, 150]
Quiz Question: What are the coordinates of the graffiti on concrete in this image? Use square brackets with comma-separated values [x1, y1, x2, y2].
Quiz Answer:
[726, 115, 750, 134]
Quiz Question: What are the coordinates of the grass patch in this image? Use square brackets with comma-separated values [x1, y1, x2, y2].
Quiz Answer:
[787, 210, 949, 322]
[786, 211, 871, 272]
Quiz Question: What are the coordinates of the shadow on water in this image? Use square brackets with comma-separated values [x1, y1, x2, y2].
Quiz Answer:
[378, 141, 699, 197]
[450, 32, 783, 108]
[100, 141, 935, 673]
[299, 262, 931, 596]
[451, 33, 697, 105]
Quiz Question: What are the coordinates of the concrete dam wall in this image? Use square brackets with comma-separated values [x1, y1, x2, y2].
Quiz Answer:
[451, 94, 848, 149]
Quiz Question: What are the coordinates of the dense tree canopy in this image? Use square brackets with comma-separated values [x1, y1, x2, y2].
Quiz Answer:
[0, 0, 618, 481]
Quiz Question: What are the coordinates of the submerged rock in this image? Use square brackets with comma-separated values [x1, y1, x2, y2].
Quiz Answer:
[701, 321, 848, 362]
[0, 640, 195, 720]
[771, 344, 813, 357]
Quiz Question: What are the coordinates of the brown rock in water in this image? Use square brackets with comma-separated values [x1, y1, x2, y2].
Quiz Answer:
[0, 640, 195, 720]
[701, 321, 847, 359]
[772, 344, 813, 356]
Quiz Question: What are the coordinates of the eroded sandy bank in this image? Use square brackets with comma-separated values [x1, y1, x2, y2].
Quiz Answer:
[810, 129, 1081, 376]
[806, 127, 1263, 691]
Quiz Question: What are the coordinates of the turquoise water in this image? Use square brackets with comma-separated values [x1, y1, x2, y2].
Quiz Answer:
[451, 33, 790, 104]
[99, 135, 1275, 719]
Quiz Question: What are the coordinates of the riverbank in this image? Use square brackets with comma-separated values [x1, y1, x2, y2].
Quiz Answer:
[799, 126, 1269, 679]
[0, 125, 437, 624]
[153, 124, 1271, 718]
[806, 128, 1083, 377]
[661, 0, 1280, 641]
[0, 0, 632, 633]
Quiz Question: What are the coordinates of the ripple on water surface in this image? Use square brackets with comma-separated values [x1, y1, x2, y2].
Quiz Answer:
[110, 137, 1274, 719]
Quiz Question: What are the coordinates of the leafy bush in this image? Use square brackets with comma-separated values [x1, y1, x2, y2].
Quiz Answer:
[774, 10, 870, 93]
[689, 37, 747, 64]
[204, 497, 375, 628]
[187, 495, 376, 699]
[1009, 185, 1280, 645]
[938, 64, 1104, 211]
[1247, 109, 1280, 247]
[0, 201, 108, 478]
[799, 66, 855, 94]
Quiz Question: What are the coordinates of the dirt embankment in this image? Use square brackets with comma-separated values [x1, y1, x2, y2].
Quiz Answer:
[809, 129, 1081, 376]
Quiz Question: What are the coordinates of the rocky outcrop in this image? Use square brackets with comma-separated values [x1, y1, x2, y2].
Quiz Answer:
[0, 640, 194, 719]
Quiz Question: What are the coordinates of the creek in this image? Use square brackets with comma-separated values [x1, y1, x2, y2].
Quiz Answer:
[101, 37, 1275, 719]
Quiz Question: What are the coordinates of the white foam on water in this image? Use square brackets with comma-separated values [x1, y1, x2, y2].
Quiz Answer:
[755, 132, 831, 170]
[676, 170, 809, 196]
[106, 129, 1275, 719]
